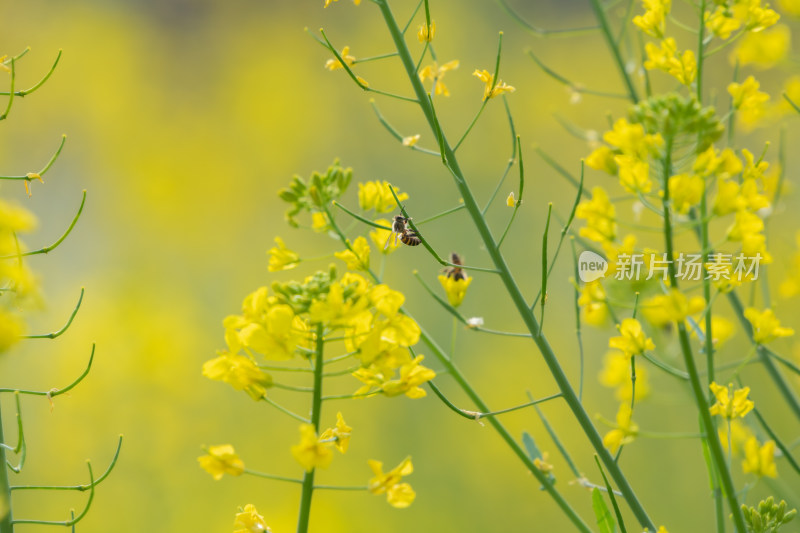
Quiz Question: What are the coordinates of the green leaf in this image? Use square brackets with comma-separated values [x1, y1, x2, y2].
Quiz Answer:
[592, 487, 616, 533]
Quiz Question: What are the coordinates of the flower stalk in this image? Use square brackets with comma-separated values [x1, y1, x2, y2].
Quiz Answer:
[376, 0, 654, 529]
[296, 323, 325, 533]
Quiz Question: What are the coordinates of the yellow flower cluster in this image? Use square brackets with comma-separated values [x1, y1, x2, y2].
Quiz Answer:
[705, 0, 779, 40]
[0, 198, 40, 353]
[644, 38, 697, 86]
[204, 285, 310, 399]
[576, 187, 617, 244]
[633, 0, 671, 38]
[291, 412, 352, 471]
[641, 289, 705, 327]
[585, 118, 664, 197]
[358, 180, 409, 212]
[744, 307, 794, 344]
[368, 456, 416, 508]
[577, 279, 608, 326]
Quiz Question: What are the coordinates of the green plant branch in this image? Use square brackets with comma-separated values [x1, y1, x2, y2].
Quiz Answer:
[482, 96, 518, 215]
[296, 323, 325, 533]
[0, 191, 86, 260]
[497, 0, 600, 36]
[243, 469, 303, 484]
[377, 0, 654, 529]
[5, 394, 26, 474]
[428, 381, 562, 420]
[12, 462, 94, 527]
[22, 287, 83, 339]
[262, 396, 311, 424]
[0, 344, 95, 397]
[527, 49, 628, 99]
[0, 398, 12, 533]
[0, 59, 16, 121]
[369, 99, 441, 157]
[750, 408, 800, 478]
[783, 93, 800, 114]
[587, 0, 639, 103]
[660, 135, 746, 531]
[11, 435, 123, 492]
[0, 50, 62, 97]
[0, 135, 67, 182]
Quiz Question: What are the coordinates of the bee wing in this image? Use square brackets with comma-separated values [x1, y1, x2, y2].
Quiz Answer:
[384, 232, 392, 250]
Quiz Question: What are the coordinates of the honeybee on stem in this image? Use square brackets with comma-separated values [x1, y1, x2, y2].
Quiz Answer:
[442, 252, 466, 281]
[385, 215, 421, 249]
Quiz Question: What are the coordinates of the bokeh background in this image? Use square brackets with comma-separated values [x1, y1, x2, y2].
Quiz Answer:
[1, 0, 800, 531]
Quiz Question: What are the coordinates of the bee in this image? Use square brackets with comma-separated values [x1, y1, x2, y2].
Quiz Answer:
[385, 215, 421, 249]
[443, 252, 466, 281]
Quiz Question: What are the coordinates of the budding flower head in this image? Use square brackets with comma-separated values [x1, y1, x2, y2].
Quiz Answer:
[417, 20, 435, 42]
[506, 192, 516, 207]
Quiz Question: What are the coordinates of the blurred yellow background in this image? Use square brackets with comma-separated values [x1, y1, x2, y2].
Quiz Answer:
[1, 0, 800, 531]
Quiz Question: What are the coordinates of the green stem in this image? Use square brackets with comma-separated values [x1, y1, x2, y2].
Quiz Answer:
[377, 1, 652, 529]
[660, 136, 746, 532]
[587, 0, 639, 103]
[295, 324, 325, 533]
[0, 400, 12, 533]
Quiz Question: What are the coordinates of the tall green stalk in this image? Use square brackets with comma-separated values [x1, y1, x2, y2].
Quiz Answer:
[296, 324, 325, 533]
[660, 136, 746, 532]
[0, 403, 11, 533]
[376, 1, 654, 529]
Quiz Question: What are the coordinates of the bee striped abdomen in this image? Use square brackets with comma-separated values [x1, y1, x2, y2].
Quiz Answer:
[400, 230, 421, 246]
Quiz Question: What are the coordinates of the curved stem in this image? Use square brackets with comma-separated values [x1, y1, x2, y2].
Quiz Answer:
[0, 398, 12, 533]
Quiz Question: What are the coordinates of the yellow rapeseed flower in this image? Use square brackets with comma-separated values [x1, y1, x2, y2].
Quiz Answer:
[324, 45, 356, 71]
[334, 236, 371, 271]
[417, 20, 435, 42]
[233, 504, 271, 533]
[319, 412, 353, 453]
[438, 274, 472, 307]
[745, 1, 780, 32]
[576, 187, 617, 244]
[198, 444, 245, 480]
[358, 180, 408, 212]
[202, 351, 272, 400]
[603, 118, 663, 159]
[742, 437, 777, 477]
[586, 145, 619, 175]
[368, 456, 416, 508]
[705, 6, 743, 39]
[668, 173, 704, 213]
[267, 237, 300, 272]
[693, 146, 742, 179]
[633, 0, 671, 38]
[370, 219, 400, 255]
[729, 76, 770, 125]
[609, 318, 655, 357]
[732, 24, 790, 67]
[644, 38, 697, 85]
[578, 280, 608, 326]
[0, 310, 24, 354]
[616, 155, 653, 194]
[718, 419, 754, 456]
[419, 60, 459, 97]
[381, 355, 436, 398]
[641, 290, 704, 326]
[599, 350, 650, 401]
[709, 382, 754, 419]
[744, 307, 794, 343]
[291, 423, 334, 472]
[603, 403, 639, 453]
[472, 69, 515, 100]
[696, 315, 736, 348]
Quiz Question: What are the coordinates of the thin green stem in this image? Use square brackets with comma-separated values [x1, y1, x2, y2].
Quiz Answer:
[0, 59, 15, 121]
[296, 324, 325, 533]
[588, 0, 639, 103]
[0, 50, 61, 97]
[263, 396, 310, 424]
[243, 469, 303, 484]
[0, 398, 12, 533]
[378, 1, 652, 528]
[661, 135, 746, 531]
[416, 204, 464, 225]
[497, 0, 600, 36]
[0, 344, 95, 397]
[22, 287, 83, 339]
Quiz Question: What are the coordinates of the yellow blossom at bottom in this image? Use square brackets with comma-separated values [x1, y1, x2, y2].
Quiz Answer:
[291, 424, 333, 472]
[368, 456, 416, 508]
[742, 437, 777, 478]
[233, 504, 271, 533]
[603, 403, 638, 454]
[198, 444, 244, 480]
